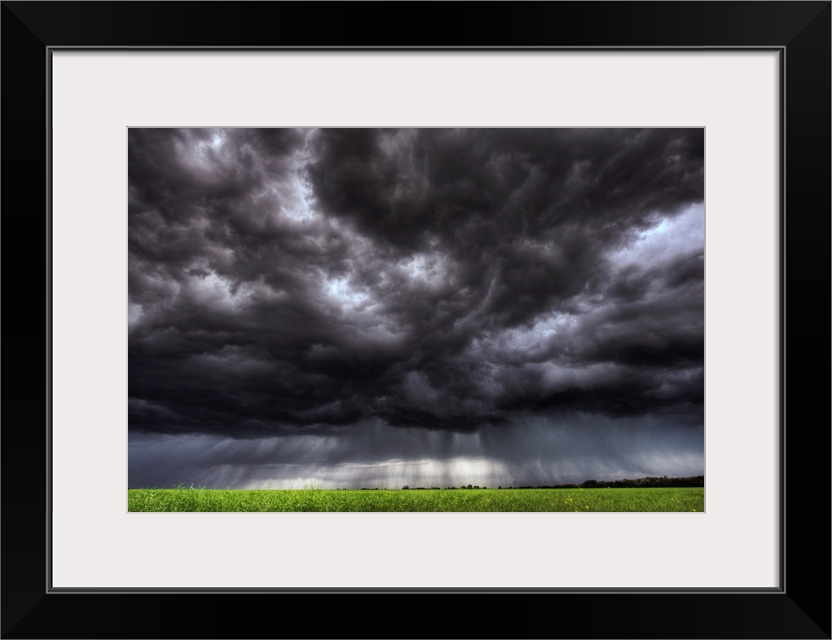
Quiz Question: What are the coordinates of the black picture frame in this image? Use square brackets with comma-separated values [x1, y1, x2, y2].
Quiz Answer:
[2, 2, 829, 638]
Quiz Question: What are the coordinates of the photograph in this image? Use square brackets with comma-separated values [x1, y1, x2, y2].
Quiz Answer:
[128, 127, 705, 512]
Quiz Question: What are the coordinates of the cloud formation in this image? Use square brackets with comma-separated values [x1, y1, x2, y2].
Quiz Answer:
[128, 128, 704, 486]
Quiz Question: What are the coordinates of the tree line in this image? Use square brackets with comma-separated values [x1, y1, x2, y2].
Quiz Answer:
[355, 476, 706, 491]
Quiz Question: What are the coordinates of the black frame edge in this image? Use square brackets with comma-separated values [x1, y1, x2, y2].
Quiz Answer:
[2, 2, 829, 639]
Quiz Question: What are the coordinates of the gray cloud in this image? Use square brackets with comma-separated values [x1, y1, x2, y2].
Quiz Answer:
[129, 128, 704, 486]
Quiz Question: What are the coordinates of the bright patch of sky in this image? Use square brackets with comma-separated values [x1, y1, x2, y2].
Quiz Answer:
[247, 457, 509, 490]
[497, 312, 576, 352]
[208, 131, 224, 150]
[611, 203, 704, 269]
[279, 169, 318, 223]
[400, 252, 447, 287]
[325, 275, 371, 311]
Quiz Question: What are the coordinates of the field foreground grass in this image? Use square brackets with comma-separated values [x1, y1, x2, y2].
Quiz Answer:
[128, 487, 704, 512]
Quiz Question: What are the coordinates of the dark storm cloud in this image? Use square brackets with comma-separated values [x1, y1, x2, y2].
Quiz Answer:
[308, 128, 702, 251]
[129, 128, 704, 439]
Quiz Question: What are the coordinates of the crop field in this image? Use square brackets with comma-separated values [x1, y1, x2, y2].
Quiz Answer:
[128, 487, 704, 512]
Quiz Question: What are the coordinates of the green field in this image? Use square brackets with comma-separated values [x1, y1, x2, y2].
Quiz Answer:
[128, 487, 703, 512]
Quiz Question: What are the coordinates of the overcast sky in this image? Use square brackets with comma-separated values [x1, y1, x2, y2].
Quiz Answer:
[128, 128, 704, 489]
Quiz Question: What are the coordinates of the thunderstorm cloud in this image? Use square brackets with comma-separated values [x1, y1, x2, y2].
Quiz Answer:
[128, 128, 704, 488]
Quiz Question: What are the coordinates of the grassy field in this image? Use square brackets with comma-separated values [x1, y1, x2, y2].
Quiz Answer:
[128, 487, 703, 512]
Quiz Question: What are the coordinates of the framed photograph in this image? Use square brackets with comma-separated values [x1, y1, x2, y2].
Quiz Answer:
[3, 2, 829, 638]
